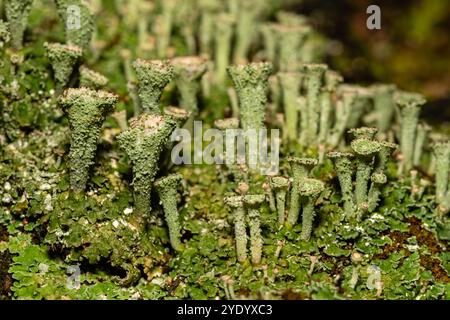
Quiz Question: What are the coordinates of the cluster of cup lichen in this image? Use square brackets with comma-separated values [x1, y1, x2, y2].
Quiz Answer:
[0, 0, 448, 300]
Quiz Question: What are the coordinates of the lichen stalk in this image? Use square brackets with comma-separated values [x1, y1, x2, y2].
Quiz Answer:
[58, 88, 117, 192]
[328, 152, 355, 216]
[395, 91, 426, 172]
[432, 142, 450, 203]
[154, 174, 184, 252]
[227, 62, 272, 130]
[224, 196, 247, 263]
[277, 72, 302, 140]
[117, 113, 178, 228]
[286, 157, 318, 227]
[304, 64, 327, 145]
[4, 0, 33, 49]
[132, 59, 174, 115]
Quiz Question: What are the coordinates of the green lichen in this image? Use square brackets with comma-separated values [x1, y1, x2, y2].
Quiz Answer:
[172, 56, 208, 119]
[351, 138, 382, 209]
[54, 0, 94, 49]
[330, 86, 358, 147]
[319, 70, 343, 144]
[395, 91, 426, 173]
[4, 0, 33, 50]
[58, 88, 118, 192]
[298, 178, 324, 241]
[79, 66, 108, 89]
[303, 63, 327, 145]
[269, 176, 290, 226]
[328, 151, 355, 216]
[413, 122, 431, 166]
[368, 172, 387, 212]
[227, 62, 272, 130]
[224, 195, 247, 263]
[155, 173, 184, 252]
[0, 20, 11, 48]
[132, 59, 174, 115]
[432, 141, 450, 204]
[287, 157, 318, 227]
[348, 127, 378, 140]
[45, 42, 82, 91]
[276, 24, 310, 72]
[242, 194, 265, 265]
[213, 14, 234, 84]
[117, 113, 178, 228]
[371, 84, 397, 135]
[278, 72, 302, 140]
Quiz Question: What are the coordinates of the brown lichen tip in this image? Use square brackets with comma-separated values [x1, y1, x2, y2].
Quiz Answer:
[214, 118, 239, 130]
[224, 195, 244, 208]
[79, 66, 109, 88]
[171, 56, 208, 80]
[287, 156, 318, 167]
[327, 151, 354, 159]
[394, 91, 426, 108]
[269, 176, 290, 190]
[164, 106, 190, 122]
[128, 113, 166, 134]
[243, 194, 266, 206]
[348, 127, 378, 140]
[154, 173, 183, 191]
[45, 42, 83, 56]
[298, 178, 325, 197]
[351, 138, 381, 156]
[379, 141, 398, 150]
[371, 172, 387, 184]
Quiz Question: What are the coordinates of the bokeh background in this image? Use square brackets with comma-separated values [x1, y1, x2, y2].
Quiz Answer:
[286, 0, 450, 126]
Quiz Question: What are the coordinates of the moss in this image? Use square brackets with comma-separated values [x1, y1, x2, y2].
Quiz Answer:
[58, 88, 117, 192]
[132, 59, 174, 115]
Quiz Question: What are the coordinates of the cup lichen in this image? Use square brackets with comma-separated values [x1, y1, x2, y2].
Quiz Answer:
[58, 87, 118, 192]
